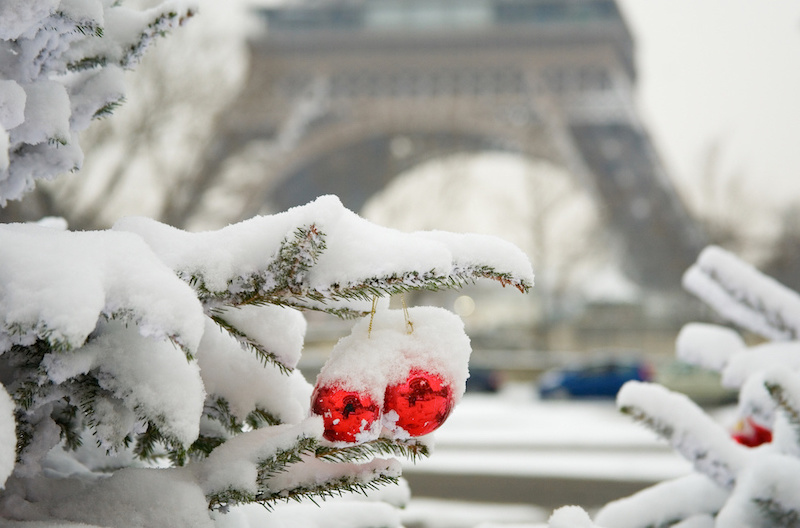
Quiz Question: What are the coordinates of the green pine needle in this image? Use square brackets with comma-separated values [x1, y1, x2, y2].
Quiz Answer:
[210, 314, 292, 375]
[754, 497, 800, 527]
[620, 404, 676, 441]
[316, 437, 430, 464]
[765, 381, 800, 445]
[251, 473, 400, 511]
[258, 436, 318, 480]
[92, 98, 125, 120]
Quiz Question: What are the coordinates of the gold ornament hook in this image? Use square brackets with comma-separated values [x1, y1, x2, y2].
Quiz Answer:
[368, 295, 378, 338]
[401, 294, 414, 334]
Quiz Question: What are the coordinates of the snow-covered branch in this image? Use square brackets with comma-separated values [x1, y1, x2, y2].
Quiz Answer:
[618, 381, 751, 489]
[113, 195, 534, 317]
[683, 245, 800, 341]
[595, 474, 728, 528]
[0, 0, 195, 204]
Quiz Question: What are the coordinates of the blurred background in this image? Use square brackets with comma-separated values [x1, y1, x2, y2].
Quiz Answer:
[3, 0, 800, 385]
[4, 0, 799, 520]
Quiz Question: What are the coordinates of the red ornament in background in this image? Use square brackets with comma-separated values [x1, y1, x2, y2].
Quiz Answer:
[732, 417, 773, 447]
[384, 369, 454, 437]
[311, 385, 380, 443]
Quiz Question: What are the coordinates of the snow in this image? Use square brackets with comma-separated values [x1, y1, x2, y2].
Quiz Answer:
[617, 381, 749, 489]
[193, 418, 323, 498]
[43, 467, 214, 528]
[0, 385, 15, 489]
[721, 341, 800, 388]
[0, 0, 59, 40]
[214, 305, 306, 369]
[264, 453, 402, 499]
[9, 2, 800, 525]
[0, 223, 206, 354]
[548, 506, 597, 528]
[0, 130, 7, 177]
[217, 499, 403, 528]
[115, 195, 532, 308]
[595, 474, 728, 528]
[716, 453, 800, 526]
[415, 231, 535, 290]
[42, 320, 206, 447]
[315, 306, 471, 401]
[676, 323, 745, 372]
[313, 305, 470, 444]
[10, 82, 71, 145]
[66, 66, 126, 132]
[683, 245, 800, 341]
[0, 0, 196, 204]
[0, 81, 27, 131]
[197, 317, 311, 425]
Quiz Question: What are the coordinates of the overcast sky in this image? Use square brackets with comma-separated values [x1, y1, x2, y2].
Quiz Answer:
[617, 0, 800, 211]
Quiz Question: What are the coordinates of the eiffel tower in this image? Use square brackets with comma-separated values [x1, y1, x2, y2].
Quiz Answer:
[209, 0, 705, 292]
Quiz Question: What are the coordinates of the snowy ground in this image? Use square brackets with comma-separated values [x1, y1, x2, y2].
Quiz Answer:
[397, 383, 735, 528]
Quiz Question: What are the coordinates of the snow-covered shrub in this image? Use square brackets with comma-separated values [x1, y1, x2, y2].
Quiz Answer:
[551, 245, 800, 527]
[0, 2, 535, 527]
[0, 0, 195, 204]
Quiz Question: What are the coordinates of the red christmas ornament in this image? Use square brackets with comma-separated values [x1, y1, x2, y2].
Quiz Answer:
[732, 417, 772, 447]
[311, 385, 380, 443]
[384, 369, 454, 437]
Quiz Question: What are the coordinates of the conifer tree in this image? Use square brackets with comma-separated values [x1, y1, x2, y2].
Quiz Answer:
[549, 246, 800, 528]
[0, 2, 533, 527]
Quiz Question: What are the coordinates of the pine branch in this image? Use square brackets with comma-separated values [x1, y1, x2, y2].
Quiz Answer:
[765, 376, 800, 446]
[268, 224, 326, 295]
[754, 498, 800, 527]
[315, 437, 431, 464]
[618, 381, 748, 489]
[205, 435, 319, 511]
[207, 489, 257, 513]
[92, 97, 126, 120]
[683, 246, 800, 341]
[69, 375, 141, 453]
[258, 436, 318, 480]
[209, 315, 292, 374]
[256, 473, 400, 509]
[51, 399, 83, 451]
[203, 397, 282, 437]
[188, 222, 531, 319]
[187, 435, 226, 460]
[14, 410, 34, 463]
[195, 225, 326, 307]
[132, 420, 186, 464]
[308, 264, 531, 304]
[594, 474, 728, 528]
[2, 341, 54, 414]
[3, 325, 75, 356]
[66, 8, 195, 73]
[53, 10, 104, 38]
[246, 407, 282, 429]
[203, 397, 243, 435]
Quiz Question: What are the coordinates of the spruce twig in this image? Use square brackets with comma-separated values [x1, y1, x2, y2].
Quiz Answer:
[754, 497, 800, 527]
[316, 437, 430, 464]
[765, 380, 800, 446]
[209, 314, 292, 374]
[188, 223, 531, 320]
[256, 473, 400, 509]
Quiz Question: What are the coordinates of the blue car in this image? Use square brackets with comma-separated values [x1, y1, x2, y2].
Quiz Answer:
[538, 360, 653, 399]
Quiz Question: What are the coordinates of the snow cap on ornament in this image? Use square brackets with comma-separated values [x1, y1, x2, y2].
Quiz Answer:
[312, 305, 472, 445]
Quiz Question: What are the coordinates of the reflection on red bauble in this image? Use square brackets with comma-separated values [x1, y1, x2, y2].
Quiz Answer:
[384, 369, 454, 437]
[311, 385, 380, 443]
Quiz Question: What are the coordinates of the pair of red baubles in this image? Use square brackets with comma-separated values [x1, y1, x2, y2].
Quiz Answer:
[311, 369, 453, 443]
